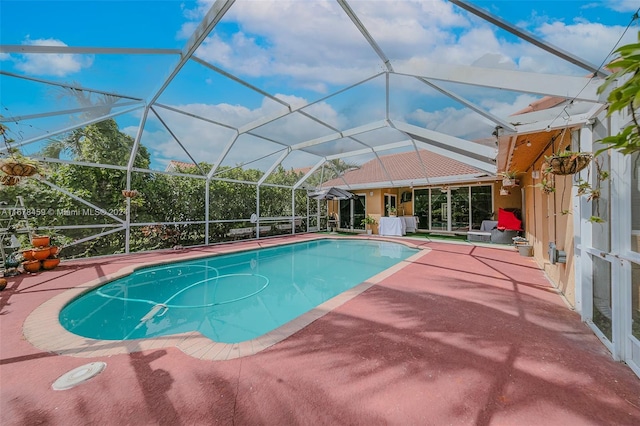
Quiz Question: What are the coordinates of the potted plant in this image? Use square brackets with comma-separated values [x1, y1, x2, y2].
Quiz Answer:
[499, 170, 520, 187]
[545, 150, 592, 176]
[0, 151, 42, 177]
[0, 123, 43, 180]
[31, 234, 50, 248]
[361, 215, 377, 235]
[32, 246, 51, 260]
[386, 204, 397, 217]
[533, 161, 556, 194]
[575, 157, 608, 223]
[22, 259, 41, 273]
[20, 248, 36, 261]
[42, 256, 61, 270]
[536, 155, 606, 222]
[596, 32, 640, 156]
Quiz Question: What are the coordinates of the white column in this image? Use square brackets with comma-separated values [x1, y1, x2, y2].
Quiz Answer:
[610, 109, 631, 361]
[576, 125, 594, 320]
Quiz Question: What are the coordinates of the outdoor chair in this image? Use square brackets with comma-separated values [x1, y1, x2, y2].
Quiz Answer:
[467, 220, 498, 243]
[491, 228, 519, 244]
[275, 223, 292, 233]
[227, 227, 254, 240]
[490, 208, 522, 244]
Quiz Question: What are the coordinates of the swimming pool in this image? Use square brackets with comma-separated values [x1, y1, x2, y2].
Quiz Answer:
[60, 239, 418, 344]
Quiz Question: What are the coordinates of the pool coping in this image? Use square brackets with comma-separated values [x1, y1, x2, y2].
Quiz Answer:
[23, 236, 431, 361]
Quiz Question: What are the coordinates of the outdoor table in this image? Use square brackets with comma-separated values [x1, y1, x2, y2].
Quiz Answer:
[379, 217, 406, 236]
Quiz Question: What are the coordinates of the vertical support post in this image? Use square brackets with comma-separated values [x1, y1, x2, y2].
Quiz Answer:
[256, 184, 260, 239]
[205, 179, 210, 245]
[291, 188, 296, 235]
[577, 125, 594, 320]
[124, 107, 149, 254]
[610, 110, 629, 361]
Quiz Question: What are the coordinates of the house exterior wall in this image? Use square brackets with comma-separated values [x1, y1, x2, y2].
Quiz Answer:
[519, 135, 577, 307]
[367, 189, 384, 234]
[329, 181, 510, 234]
[493, 181, 521, 214]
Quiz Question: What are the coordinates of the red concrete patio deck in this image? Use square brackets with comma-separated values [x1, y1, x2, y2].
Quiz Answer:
[1, 234, 639, 425]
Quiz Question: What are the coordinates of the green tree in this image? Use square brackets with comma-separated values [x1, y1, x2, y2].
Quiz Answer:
[2, 118, 311, 257]
[305, 158, 359, 187]
[597, 31, 640, 155]
[1, 119, 153, 257]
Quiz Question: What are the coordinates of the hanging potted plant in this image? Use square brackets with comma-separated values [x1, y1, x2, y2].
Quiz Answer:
[0, 152, 41, 177]
[498, 170, 520, 187]
[0, 123, 43, 178]
[499, 187, 511, 196]
[545, 151, 593, 176]
[533, 161, 556, 194]
[575, 157, 609, 223]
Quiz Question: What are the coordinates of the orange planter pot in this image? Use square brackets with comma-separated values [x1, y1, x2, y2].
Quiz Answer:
[31, 235, 50, 247]
[22, 260, 41, 273]
[42, 258, 60, 270]
[21, 249, 35, 261]
[32, 247, 51, 260]
[49, 246, 60, 256]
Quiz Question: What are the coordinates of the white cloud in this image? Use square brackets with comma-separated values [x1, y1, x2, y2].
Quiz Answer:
[537, 21, 636, 68]
[133, 96, 349, 170]
[145, 0, 636, 166]
[176, 21, 199, 40]
[186, 1, 398, 90]
[13, 38, 93, 77]
[409, 106, 495, 140]
[482, 94, 542, 119]
[471, 53, 516, 70]
[179, 0, 635, 91]
[604, 0, 640, 13]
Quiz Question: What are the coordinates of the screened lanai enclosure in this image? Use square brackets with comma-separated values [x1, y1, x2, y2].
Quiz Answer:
[0, 0, 634, 259]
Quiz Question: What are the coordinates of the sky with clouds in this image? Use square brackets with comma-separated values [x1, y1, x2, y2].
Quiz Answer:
[1, 0, 639, 171]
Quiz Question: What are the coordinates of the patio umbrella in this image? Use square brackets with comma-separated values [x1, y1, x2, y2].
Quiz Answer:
[308, 187, 358, 200]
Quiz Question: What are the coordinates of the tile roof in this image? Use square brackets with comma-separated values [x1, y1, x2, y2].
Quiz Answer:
[291, 166, 312, 175]
[323, 149, 488, 187]
[165, 160, 197, 172]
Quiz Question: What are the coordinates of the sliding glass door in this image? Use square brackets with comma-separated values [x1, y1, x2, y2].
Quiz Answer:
[450, 187, 470, 231]
[339, 194, 366, 230]
[414, 185, 493, 232]
[430, 190, 448, 231]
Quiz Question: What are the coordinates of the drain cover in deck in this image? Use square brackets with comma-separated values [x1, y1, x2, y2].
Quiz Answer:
[52, 362, 106, 390]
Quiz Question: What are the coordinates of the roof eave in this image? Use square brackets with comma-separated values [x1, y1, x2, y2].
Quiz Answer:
[334, 174, 496, 190]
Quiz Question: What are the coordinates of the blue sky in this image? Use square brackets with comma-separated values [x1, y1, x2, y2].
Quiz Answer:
[1, 0, 639, 171]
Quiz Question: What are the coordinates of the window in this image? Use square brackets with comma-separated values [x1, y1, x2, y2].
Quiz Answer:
[339, 195, 366, 229]
[384, 193, 397, 216]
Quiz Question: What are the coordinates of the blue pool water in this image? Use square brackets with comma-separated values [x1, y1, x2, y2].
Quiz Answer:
[60, 239, 417, 343]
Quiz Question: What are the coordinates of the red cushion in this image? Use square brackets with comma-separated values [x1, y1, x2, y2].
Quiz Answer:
[497, 208, 522, 231]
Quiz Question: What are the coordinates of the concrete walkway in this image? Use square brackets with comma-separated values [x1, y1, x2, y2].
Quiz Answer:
[1, 235, 639, 425]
